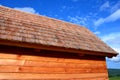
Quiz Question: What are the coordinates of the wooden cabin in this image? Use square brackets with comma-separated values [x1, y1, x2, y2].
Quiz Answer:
[0, 6, 118, 80]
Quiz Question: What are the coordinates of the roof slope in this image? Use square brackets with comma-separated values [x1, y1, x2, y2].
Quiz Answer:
[0, 6, 118, 56]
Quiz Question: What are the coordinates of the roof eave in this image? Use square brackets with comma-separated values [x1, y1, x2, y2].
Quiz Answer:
[0, 39, 118, 58]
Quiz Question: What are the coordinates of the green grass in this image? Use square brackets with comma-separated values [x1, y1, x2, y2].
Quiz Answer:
[108, 69, 120, 77]
[108, 69, 120, 80]
[109, 76, 120, 80]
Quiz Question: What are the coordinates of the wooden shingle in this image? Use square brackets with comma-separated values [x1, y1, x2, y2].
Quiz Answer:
[0, 6, 118, 57]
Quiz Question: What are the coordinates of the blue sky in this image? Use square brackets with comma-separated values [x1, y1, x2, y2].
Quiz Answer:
[0, 0, 120, 69]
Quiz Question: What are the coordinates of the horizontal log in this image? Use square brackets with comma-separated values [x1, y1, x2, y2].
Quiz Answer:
[0, 59, 106, 68]
[65, 68, 107, 73]
[0, 59, 25, 66]
[25, 60, 66, 67]
[0, 78, 108, 80]
[0, 53, 105, 64]
[25, 60, 106, 68]
[0, 65, 107, 73]
[0, 66, 65, 73]
[0, 53, 58, 62]
[0, 66, 18, 72]
[0, 53, 18, 59]
[0, 73, 108, 79]
[68, 77, 108, 80]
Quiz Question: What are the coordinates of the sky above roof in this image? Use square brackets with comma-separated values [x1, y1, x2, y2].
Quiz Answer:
[0, 0, 120, 69]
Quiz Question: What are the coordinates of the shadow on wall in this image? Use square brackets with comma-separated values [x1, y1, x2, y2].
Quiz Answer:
[0, 44, 104, 60]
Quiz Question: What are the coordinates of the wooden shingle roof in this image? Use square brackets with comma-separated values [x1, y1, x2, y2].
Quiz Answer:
[0, 6, 118, 57]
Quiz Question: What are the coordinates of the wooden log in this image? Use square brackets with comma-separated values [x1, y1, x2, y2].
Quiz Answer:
[0, 59, 25, 66]
[0, 58, 106, 68]
[0, 53, 105, 64]
[0, 65, 107, 73]
[0, 53, 58, 62]
[0, 73, 108, 79]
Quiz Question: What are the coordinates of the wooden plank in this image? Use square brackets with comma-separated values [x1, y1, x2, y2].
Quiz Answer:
[0, 53, 18, 59]
[0, 66, 65, 73]
[0, 66, 18, 72]
[21, 55, 58, 62]
[0, 65, 107, 73]
[63, 58, 105, 63]
[0, 58, 106, 68]
[64, 62, 106, 68]
[0, 53, 106, 64]
[25, 60, 106, 69]
[0, 53, 58, 62]
[25, 60, 67, 67]
[0, 73, 108, 79]
[0, 59, 25, 66]
[0, 78, 108, 80]
[19, 67, 65, 73]
[65, 68, 107, 73]
[69, 77, 108, 80]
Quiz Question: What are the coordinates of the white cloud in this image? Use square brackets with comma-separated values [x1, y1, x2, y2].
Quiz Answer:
[14, 7, 38, 14]
[68, 16, 87, 26]
[110, 48, 120, 62]
[61, 5, 74, 11]
[100, 32, 120, 62]
[94, 18, 104, 26]
[94, 9, 120, 26]
[101, 32, 120, 43]
[111, 1, 120, 12]
[94, 31, 101, 35]
[100, 1, 109, 11]
[99, 1, 120, 12]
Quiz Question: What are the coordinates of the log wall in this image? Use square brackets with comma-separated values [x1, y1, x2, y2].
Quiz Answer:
[0, 45, 108, 80]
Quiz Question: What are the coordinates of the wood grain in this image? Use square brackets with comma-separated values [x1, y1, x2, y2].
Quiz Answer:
[0, 58, 106, 68]
[0, 45, 109, 79]
[0, 65, 107, 73]
[0, 53, 105, 63]
[0, 73, 108, 79]
[0, 59, 25, 66]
